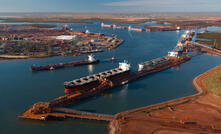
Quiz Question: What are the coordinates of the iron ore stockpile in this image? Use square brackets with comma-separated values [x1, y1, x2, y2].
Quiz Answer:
[19, 30, 195, 121]
[31, 55, 99, 71]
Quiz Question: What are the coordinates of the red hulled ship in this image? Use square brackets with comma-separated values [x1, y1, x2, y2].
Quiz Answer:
[64, 61, 131, 94]
[31, 55, 99, 71]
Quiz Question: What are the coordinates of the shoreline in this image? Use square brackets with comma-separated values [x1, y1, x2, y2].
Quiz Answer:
[110, 64, 221, 134]
[0, 54, 29, 59]
[0, 54, 55, 59]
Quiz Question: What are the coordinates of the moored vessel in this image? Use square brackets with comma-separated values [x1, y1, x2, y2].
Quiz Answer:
[101, 23, 112, 28]
[138, 48, 190, 72]
[31, 55, 99, 71]
[64, 61, 131, 94]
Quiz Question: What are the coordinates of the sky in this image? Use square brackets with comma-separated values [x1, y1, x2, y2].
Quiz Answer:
[0, 0, 220, 13]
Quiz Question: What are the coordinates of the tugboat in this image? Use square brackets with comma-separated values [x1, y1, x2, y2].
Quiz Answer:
[109, 57, 115, 62]
[49, 66, 55, 71]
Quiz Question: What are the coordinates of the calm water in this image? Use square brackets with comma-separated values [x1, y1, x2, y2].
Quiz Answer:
[0, 21, 221, 134]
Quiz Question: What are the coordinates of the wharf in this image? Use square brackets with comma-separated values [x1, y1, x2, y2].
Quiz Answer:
[102, 23, 143, 32]
[191, 42, 221, 56]
[183, 41, 221, 56]
[53, 107, 114, 121]
[19, 107, 114, 121]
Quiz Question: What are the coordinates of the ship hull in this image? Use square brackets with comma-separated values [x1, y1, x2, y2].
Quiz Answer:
[64, 70, 130, 94]
[139, 56, 191, 73]
[31, 60, 99, 71]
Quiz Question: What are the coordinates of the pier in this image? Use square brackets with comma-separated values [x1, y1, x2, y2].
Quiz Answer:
[19, 106, 114, 121]
[101, 23, 144, 32]
[191, 41, 221, 56]
[53, 107, 114, 121]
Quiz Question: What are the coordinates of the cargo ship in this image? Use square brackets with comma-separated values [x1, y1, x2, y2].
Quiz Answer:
[64, 61, 131, 94]
[114, 25, 127, 29]
[101, 23, 112, 28]
[31, 55, 99, 71]
[128, 26, 144, 32]
[138, 50, 190, 72]
[80, 49, 104, 54]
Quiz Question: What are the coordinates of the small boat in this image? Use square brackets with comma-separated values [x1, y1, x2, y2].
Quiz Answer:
[110, 57, 115, 61]
[50, 66, 55, 71]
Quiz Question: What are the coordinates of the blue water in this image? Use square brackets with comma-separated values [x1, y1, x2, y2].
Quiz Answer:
[0, 21, 221, 134]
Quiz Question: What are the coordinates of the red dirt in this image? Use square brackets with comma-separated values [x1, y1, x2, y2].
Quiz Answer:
[113, 64, 221, 134]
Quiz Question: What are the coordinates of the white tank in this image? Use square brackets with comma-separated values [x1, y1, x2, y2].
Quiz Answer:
[119, 60, 131, 71]
[88, 54, 96, 62]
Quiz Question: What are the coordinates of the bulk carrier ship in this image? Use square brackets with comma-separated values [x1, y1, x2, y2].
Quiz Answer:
[138, 40, 191, 73]
[138, 53, 190, 74]
[64, 61, 131, 94]
[31, 55, 99, 71]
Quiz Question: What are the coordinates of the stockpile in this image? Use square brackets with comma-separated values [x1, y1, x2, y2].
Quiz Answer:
[31, 102, 52, 114]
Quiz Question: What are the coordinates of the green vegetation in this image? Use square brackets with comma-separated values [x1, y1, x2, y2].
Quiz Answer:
[196, 32, 221, 49]
[141, 99, 191, 114]
[204, 69, 221, 97]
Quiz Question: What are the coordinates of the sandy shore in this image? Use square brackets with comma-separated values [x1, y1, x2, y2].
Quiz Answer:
[110, 64, 221, 134]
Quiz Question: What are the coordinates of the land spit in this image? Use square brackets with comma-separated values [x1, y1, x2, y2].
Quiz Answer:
[111, 64, 221, 134]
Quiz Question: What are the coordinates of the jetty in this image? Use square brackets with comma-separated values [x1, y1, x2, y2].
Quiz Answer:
[19, 106, 114, 121]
